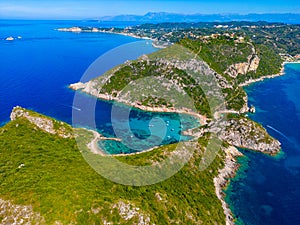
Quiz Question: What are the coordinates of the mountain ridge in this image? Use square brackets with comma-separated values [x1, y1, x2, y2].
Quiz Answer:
[95, 12, 300, 23]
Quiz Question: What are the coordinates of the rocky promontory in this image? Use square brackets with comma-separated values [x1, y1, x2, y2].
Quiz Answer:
[10, 106, 73, 139]
[218, 117, 281, 155]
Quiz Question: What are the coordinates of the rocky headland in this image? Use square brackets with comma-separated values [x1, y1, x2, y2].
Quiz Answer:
[10, 106, 74, 139]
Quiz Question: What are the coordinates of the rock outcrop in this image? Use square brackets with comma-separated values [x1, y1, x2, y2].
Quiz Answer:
[226, 54, 260, 78]
[112, 201, 151, 225]
[0, 198, 45, 225]
[10, 106, 73, 139]
[218, 117, 281, 155]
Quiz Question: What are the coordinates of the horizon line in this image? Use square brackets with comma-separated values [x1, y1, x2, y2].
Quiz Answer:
[1, 12, 300, 21]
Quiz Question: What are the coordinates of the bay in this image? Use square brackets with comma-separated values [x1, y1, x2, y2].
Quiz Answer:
[0, 20, 199, 154]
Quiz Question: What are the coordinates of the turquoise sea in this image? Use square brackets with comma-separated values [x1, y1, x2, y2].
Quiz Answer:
[1, 20, 300, 223]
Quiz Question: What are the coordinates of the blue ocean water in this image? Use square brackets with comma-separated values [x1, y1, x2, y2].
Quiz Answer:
[225, 63, 300, 224]
[0, 20, 153, 125]
[0, 20, 199, 154]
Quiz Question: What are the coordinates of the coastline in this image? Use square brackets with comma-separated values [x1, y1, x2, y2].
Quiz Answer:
[239, 61, 300, 87]
[57, 27, 152, 41]
[70, 75, 280, 224]
[214, 146, 244, 225]
[213, 63, 290, 224]
[56, 27, 171, 49]
[283, 61, 300, 64]
[83, 128, 122, 156]
[84, 127, 165, 157]
[239, 68, 285, 87]
[224, 64, 294, 223]
[69, 83, 208, 126]
[100, 31, 153, 41]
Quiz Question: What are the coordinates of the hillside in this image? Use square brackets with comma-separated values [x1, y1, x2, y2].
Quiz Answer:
[70, 34, 284, 113]
[179, 36, 283, 84]
[0, 108, 227, 224]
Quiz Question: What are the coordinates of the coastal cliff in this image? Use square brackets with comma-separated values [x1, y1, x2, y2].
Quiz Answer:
[10, 106, 73, 139]
[70, 43, 281, 154]
[225, 54, 260, 78]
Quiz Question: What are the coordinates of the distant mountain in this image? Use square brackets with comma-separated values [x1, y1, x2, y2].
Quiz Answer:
[98, 12, 300, 24]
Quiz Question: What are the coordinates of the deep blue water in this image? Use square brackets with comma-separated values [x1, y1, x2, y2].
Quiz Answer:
[225, 63, 300, 224]
[0, 20, 199, 154]
[0, 20, 153, 125]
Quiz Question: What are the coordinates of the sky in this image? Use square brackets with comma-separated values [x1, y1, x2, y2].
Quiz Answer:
[0, 0, 299, 19]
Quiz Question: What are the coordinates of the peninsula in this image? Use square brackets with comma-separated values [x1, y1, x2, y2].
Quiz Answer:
[67, 21, 295, 224]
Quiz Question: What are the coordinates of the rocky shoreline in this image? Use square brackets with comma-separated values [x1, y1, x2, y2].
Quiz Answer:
[8, 104, 281, 224]
[239, 72, 284, 87]
[70, 81, 281, 224]
[238, 61, 300, 87]
[10, 106, 73, 139]
[69, 82, 208, 125]
[214, 146, 243, 225]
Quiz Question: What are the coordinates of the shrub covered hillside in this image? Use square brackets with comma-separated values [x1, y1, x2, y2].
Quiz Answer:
[180, 36, 283, 85]
[179, 36, 282, 111]
[0, 109, 226, 224]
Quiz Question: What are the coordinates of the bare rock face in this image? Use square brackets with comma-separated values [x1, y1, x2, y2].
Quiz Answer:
[69, 82, 86, 90]
[112, 201, 151, 225]
[10, 106, 73, 139]
[295, 54, 300, 60]
[0, 198, 45, 225]
[218, 117, 281, 155]
[226, 54, 260, 78]
[248, 54, 260, 71]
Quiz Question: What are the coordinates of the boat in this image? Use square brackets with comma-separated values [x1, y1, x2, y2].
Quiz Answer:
[5, 37, 14, 41]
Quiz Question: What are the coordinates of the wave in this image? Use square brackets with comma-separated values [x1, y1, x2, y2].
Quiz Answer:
[266, 125, 289, 140]
[61, 104, 81, 111]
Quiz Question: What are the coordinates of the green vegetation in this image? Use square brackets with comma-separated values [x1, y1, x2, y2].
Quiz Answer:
[178, 37, 283, 110]
[179, 37, 283, 84]
[180, 37, 252, 77]
[98, 59, 212, 116]
[98, 21, 300, 57]
[0, 114, 226, 224]
[141, 96, 173, 108]
[78, 22, 292, 113]
[234, 44, 283, 84]
[222, 86, 247, 111]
